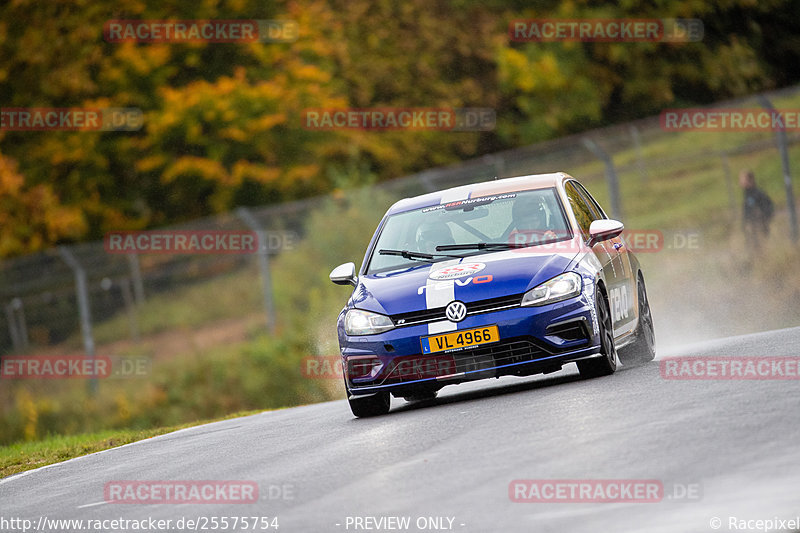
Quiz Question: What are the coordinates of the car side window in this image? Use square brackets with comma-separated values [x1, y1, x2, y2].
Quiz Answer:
[564, 182, 595, 240]
[574, 182, 606, 220]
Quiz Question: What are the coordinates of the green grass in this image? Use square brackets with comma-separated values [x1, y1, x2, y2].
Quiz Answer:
[0, 409, 270, 479]
[0, 427, 180, 479]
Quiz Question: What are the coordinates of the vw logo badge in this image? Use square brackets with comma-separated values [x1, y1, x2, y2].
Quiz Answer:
[445, 300, 467, 323]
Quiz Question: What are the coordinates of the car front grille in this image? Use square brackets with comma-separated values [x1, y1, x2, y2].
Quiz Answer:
[390, 293, 523, 327]
[380, 338, 548, 384]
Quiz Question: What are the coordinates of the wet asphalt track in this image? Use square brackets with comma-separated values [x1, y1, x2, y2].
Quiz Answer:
[3, 327, 800, 533]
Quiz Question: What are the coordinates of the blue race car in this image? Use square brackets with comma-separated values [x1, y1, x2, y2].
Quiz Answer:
[329, 172, 655, 417]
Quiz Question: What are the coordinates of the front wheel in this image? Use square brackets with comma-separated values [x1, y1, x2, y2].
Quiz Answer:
[617, 275, 656, 366]
[348, 391, 390, 417]
[577, 288, 617, 379]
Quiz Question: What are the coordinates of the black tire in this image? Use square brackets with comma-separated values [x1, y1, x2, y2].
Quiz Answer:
[618, 275, 656, 366]
[348, 391, 390, 417]
[577, 287, 617, 379]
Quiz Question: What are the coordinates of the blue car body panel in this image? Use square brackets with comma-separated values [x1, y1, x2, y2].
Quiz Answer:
[334, 173, 643, 398]
[352, 251, 576, 316]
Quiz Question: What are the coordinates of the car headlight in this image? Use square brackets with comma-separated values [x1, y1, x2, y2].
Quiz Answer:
[345, 309, 395, 335]
[521, 272, 582, 307]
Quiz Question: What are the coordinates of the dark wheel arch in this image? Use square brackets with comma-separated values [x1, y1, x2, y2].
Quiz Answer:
[618, 271, 656, 366]
[577, 282, 617, 378]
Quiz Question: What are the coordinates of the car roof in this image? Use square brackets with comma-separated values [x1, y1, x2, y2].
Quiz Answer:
[386, 171, 573, 215]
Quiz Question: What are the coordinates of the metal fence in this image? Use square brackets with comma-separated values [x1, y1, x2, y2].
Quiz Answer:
[2, 84, 799, 355]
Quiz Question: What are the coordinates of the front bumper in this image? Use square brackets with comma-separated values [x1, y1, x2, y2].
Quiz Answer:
[340, 295, 599, 397]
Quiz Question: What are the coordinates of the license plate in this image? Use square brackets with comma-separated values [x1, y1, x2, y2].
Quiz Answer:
[421, 325, 499, 354]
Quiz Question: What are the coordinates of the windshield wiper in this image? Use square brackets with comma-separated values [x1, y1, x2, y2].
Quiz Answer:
[436, 242, 530, 251]
[378, 249, 465, 261]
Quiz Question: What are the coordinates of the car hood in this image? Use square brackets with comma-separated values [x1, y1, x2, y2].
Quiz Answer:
[350, 249, 578, 315]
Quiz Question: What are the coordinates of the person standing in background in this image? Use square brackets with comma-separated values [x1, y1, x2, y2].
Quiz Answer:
[740, 169, 774, 249]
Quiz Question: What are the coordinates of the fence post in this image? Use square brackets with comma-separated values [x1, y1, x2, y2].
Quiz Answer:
[629, 125, 648, 182]
[582, 137, 623, 220]
[102, 277, 140, 343]
[720, 152, 737, 221]
[483, 153, 505, 179]
[126, 253, 145, 307]
[757, 95, 799, 243]
[58, 246, 97, 395]
[496, 153, 506, 179]
[418, 170, 438, 193]
[5, 301, 22, 352]
[236, 208, 277, 334]
[119, 278, 140, 342]
[11, 298, 28, 351]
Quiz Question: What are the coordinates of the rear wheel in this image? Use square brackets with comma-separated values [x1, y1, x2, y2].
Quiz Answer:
[577, 288, 617, 379]
[347, 391, 390, 417]
[618, 275, 656, 366]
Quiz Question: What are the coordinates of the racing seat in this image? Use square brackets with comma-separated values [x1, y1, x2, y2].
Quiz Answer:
[416, 222, 455, 254]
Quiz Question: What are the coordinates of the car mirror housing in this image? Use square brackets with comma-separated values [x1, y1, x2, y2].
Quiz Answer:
[588, 219, 624, 245]
[330, 262, 357, 286]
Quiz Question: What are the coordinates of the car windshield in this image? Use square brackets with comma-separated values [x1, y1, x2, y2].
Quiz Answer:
[366, 187, 572, 274]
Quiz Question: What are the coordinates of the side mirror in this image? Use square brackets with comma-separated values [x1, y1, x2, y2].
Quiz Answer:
[329, 262, 357, 286]
[588, 219, 624, 246]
